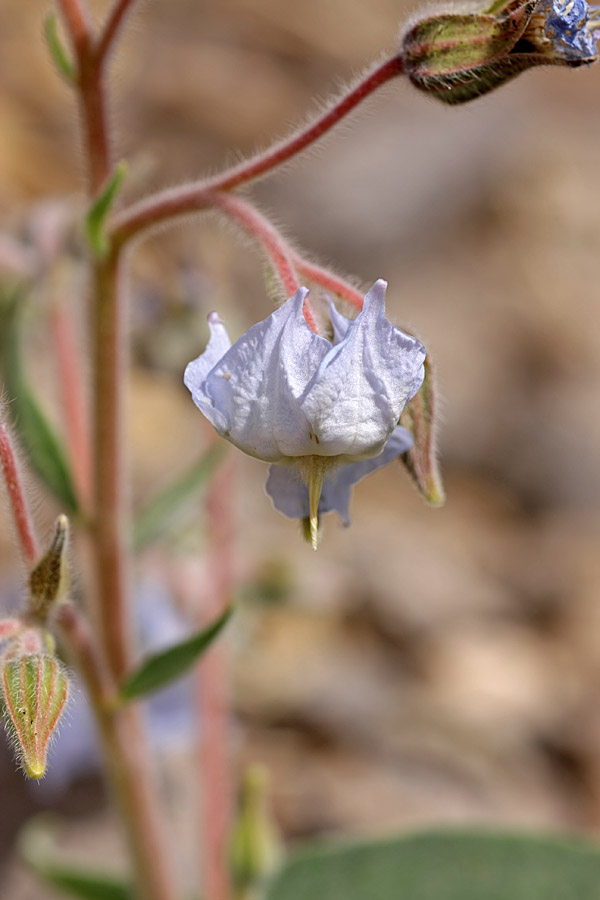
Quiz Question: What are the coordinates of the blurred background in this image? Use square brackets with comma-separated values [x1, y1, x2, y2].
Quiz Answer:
[2, 0, 600, 895]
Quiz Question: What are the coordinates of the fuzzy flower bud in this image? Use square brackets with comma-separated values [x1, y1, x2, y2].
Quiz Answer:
[401, 0, 600, 104]
[1, 653, 69, 779]
[28, 515, 70, 621]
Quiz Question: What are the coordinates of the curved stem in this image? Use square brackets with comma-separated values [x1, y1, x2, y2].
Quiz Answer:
[209, 193, 299, 296]
[111, 55, 405, 247]
[209, 193, 322, 331]
[292, 255, 364, 310]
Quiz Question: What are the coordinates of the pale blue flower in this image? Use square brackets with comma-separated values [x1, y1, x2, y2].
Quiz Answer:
[542, 0, 600, 59]
[184, 280, 426, 546]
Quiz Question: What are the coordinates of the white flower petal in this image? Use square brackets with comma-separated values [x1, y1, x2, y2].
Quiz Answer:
[204, 288, 330, 461]
[300, 280, 425, 459]
[184, 312, 232, 433]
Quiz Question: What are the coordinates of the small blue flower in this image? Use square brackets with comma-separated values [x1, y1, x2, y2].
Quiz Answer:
[542, 0, 600, 58]
[184, 281, 426, 547]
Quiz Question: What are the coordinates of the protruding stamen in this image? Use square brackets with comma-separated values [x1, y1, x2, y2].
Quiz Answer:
[308, 467, 325, 550]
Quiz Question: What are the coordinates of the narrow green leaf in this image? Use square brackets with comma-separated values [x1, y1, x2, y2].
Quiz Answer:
[28, 866, 132, 900]
[133, 443, 225, 551]
[267, 829, 600, 900]
[85, 162, 127, 258]
[120, 606, 233, 702]
[44, 13, 76, 83]
[0, 291, 79, 514]
[19, 818, 133, 900]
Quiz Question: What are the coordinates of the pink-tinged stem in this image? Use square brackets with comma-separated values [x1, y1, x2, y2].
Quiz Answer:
[0, 423, 38, 566]
[55, 0, 92, 57]
[292, 255, 364, 311]
[50, 299, 93, 511]
[57, 604, 179, 900]
[209, 193, 299, 297]
[110, 55, 405, 247]
[97, 0, 138, 62]
[92, 249, 130, 680]
[196, 458, 236, 900]
[208, 193, 318, 332]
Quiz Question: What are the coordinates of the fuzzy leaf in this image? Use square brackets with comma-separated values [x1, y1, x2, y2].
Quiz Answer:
[120, 606, 232, 702]
[133, 443, 225, 551]
[0, 291, 79, 514]
[44, 13, 76, 82]
[267, 829, 600, 900]
[85, 163, 127, 258]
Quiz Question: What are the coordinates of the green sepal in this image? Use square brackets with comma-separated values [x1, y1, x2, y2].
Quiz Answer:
[133, 443, 225, 552]
[400, 356, 444, 506]
[0, 290, 80, 515]
[85, 162, 127, 258]
[20, 818, 133, 899]
[44, 13, 76, 83]
[119, 606, 233, 702]
[267, 829, 600, 900]
[1, 654, 70, 779]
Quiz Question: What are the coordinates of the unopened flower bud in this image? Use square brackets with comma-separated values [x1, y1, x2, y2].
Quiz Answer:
[229, 765, 282, 900]
[1, 653, 70, 779]
[28, 515, 70, 620]
[400, 0, 600, 104]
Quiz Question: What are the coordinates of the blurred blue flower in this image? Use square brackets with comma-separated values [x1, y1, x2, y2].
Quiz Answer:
[185, 280, 425, 546]
[542, 0, 600, 59]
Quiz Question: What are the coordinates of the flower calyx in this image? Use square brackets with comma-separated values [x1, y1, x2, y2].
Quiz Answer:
[400, 0, 600, 104]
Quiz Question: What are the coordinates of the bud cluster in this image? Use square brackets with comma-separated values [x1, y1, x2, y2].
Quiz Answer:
[0, 516, 72, 778]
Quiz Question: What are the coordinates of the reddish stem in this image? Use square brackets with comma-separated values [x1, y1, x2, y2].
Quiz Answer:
[292, 255, 364, 311]
[110, 55, 405, 247]
[92, 249, 130, 680]
[209, 193, 320, 332]
[0, 423, 39, 566]
[55, 0, 92, 57]
[97, 0, 138, 62]
[50, 299, 93, 511]
[210, 193, 299, 297]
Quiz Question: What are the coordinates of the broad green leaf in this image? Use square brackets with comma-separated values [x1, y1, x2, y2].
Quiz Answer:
[120, 606, 232, 701]
[267, 829, 600, 900]
[0, 291, 79, 514]
[85, 162, 127, 258]
[133, 443, 225, 552]
[19, 818, 133, 900]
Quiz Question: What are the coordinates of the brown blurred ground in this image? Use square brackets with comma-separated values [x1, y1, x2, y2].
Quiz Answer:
[2, 0, 600, 895]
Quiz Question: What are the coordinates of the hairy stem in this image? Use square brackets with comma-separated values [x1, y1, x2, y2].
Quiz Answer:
[97, 0, 139, 62]
[58, 605, 178, 900]
[0, 423, 39, 566]
[50, 298, 93, 511]
[55, 0, 92, 58]
[92, 249, 130, 679]
[111, 55, 405, 246]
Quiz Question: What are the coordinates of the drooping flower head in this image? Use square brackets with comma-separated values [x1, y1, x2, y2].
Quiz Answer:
[184, 281, 426, 547]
